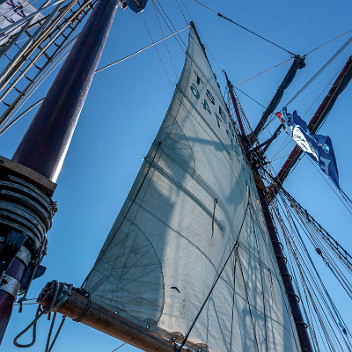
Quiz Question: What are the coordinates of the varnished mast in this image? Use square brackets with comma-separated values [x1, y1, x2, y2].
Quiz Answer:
[0, 0, 119, 342]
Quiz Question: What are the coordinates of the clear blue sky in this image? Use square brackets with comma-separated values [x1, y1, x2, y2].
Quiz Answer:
[1, 0, 352, 351]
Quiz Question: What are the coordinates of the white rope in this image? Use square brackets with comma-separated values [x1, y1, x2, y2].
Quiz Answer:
[95, 24, 189, 73]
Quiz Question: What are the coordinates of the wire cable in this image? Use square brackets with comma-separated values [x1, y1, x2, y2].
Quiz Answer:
[96, 24, 190, 74]
[190, 0, 295, 55]
[151, 0, 178, 79]
[233, 85, 266, 109]
[304, 30, 352, 57]
[284, 35, 352, 108]
[234, 58, 293, 87]
[154, 0, 187, 49]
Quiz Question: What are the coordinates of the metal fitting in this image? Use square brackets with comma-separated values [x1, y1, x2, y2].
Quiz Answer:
[16, 246, 31, 266]
[0, 274, 21, 300]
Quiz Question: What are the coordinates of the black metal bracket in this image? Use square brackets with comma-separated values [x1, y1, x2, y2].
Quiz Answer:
[20, 264, 46, 292]
[0, 231, 27, 280]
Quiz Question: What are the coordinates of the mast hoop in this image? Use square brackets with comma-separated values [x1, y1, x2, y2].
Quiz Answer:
[0, 174, 55, 251]
[0, 274, 20, 299]
[286, 292, 300, 303]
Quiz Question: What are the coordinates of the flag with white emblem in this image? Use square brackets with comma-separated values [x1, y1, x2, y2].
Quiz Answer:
[277, 108, 339, 188]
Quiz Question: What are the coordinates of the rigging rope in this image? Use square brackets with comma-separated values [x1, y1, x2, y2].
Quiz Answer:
[244, 196, 302, 352]
[0, 29, 76, 133]
[153, 0, 187, 49]
[95, 24, 190, 73]
[304, 30, 352, 57]
[234, 58, 293, 87]
[175, 0, 188, 25]
[0, 0, 95, 134]
[232, 85, 266, 109]
[151, 0, 178, 79]
[13, 281, 68, 350]
[173, 0, 224, 72]
[280, 187, 352, 271]
[302, 71, 340, 119]
[279, 197, 352, 342]
[248, 207, 269, 352]
[271, 200, 352, 351]
[237, 252, 261, 352]
[112, 343, 127, 351]
[284, 35, 352, 108]
[179, 189, 251, 350]
[0, 32, 76, 133]
[190, 0, 295, 55]
[306, 157, 352, 216]
[226, 85, 253, 134]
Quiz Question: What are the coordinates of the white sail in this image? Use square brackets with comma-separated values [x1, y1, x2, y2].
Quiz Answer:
[84, 26, 301, 352]
[0, 0, 44, 45]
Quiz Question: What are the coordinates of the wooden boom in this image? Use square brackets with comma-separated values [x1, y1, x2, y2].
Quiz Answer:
[38, 281, 207, 352]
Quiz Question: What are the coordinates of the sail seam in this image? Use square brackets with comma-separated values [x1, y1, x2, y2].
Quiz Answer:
[236, 251, 261, 352]
[155, 138, 237, 236]
[133, 200, 218, 272]
[144, 155, 224, 231]
[179, 187, 251, 349]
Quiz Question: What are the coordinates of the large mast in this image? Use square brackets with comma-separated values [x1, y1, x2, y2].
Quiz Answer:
[225, 73, 313, 352]
[0, 0, 119, 342]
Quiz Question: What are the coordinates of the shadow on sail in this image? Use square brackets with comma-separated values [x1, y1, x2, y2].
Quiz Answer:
[37, 24, 302, 352]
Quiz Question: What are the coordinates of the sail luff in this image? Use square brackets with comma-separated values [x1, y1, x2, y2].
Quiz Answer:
[227, 77, 312, 352]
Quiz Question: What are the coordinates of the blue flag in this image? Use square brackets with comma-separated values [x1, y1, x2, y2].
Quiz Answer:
[276, 108, 340, 188]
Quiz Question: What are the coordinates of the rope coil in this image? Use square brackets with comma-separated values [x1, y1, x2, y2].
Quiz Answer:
[0, 174, 55, 251]
[13, 281, 71, 350]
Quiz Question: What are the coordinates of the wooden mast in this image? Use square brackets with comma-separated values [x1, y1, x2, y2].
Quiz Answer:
[225, 74, 313, 352]
[250, 55, 305, 144]
[0, 0, 119, 342]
